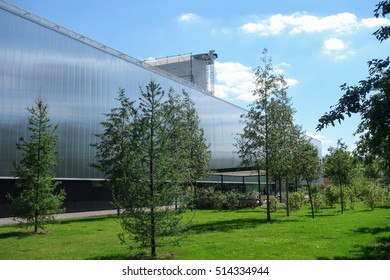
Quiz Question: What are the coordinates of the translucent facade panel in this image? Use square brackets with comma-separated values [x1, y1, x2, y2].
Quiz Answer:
[0, 6, 246, 179]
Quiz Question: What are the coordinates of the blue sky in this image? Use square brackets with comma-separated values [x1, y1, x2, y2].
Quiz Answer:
[7, 0, 390, 155]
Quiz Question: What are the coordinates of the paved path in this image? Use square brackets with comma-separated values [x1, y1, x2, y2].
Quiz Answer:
[0, 209, 118, 226]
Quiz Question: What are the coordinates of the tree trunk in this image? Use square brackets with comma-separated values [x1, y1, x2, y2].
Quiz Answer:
[266, 168, 271, 222]
[339, 184, 344, 214]
[278, 174, 282, 203]
[285, 177, 290, 217]
[34, 212, 38, 233]
[306, 179, 314, 219]
[150, 206, 156, 257]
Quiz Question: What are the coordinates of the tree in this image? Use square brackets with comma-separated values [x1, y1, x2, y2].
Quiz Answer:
[267, 92, 297, 216]
[8, 97, 65, 233]
[166, 91, 211, 209]
[294, 132, 322, 218]
[323, 140, 354, 214]
[236, 49, 290, 222]
[91, 88, 141, 215]
[317, 1, 390, 182]
[93, 82, 210, 258]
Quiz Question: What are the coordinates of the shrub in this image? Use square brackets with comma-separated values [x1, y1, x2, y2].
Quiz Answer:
[277, 202, 286, 210]
[269, 196, 279, 212]
[239, 192, 260, 208]
[288, 191, 304, 211]
[324, 185, 339, 208]
[312, 192, 325, 212]
[225, 190, 240, 210]
[194, 187, 215, 209]
[311, 185, 325, 212]
[362, 184, 385, 210]
[211, 191, 226, 211]
[344, 185, 359, 210]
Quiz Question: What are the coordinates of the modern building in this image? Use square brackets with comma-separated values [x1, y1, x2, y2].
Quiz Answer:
[0, 1, 246, 215]
[0, 1, 322, 216]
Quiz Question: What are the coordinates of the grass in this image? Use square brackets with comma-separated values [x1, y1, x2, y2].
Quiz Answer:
[0, 203, 389, 260]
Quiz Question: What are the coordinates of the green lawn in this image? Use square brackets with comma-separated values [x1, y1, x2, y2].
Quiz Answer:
[0, 203, 389, 260]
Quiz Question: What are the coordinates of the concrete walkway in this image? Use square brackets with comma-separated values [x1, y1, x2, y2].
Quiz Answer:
[0, 209, 118, 226]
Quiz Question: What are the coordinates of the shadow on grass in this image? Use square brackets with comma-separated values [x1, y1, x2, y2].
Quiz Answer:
[353, 225, 390, 235]
[89, 252, 176, 260]
[318, 225, 390, 260]
[0, 229, 52, 239]
[189, 217, 299, 234]
[58, 215, 118, 225]
[319, 236, 390, 260]
[376, 205, 390, 210]
[0, 231, 28, 239]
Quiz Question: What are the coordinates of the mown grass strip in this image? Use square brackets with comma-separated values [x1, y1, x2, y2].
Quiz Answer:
[0, 203, 388, 260]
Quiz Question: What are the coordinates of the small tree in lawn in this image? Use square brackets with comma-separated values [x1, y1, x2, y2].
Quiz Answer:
[323, 140, 354, 214]
[93, 82, 210, 258]
[164, 90, 211, 209]
[267, 92, 297, 217]
[91, 88, 141, 215]
[294, 132, 322, 219]
[236, 49, 290, 222]
[8, 97, 65, 233]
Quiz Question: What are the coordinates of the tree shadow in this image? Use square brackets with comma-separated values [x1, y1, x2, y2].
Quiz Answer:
[353, 226, 390, 235]
[0, 230, 51, 239]
[188, 217, 298, 234]
[58, 215, 117, 225]
[376, 205, 390, 210]
[0, 231, 27, 239]
[330, 236, 390, 260]
[318, 225, 390, 260]
[89, 252, 176, 260]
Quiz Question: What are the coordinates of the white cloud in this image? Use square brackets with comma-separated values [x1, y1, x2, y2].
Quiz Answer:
[241, 12, 389, 36]
[322, 37, 354, 61]
[323, 37, 346, 51]
[214, 61, 299, 103]
[214, 61, 255, 102]
[178, 13, 201, 23]
[360, 17, 390, 28]
[286, 78, 299, 87]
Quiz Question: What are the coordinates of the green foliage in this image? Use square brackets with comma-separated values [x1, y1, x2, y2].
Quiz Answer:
[193, 188, 261, 210]
[269, 196, 279, 212]
[211, 191, 226, 211]
[361, 184, 386, 210]
[239, 192, 260, 208]
[236, 49, 299, 221]
[323, 140, 354, 214]
[311, 185, 325, 213]
[91, 88, 141, 211]
[288, 191, 304, 210]
[312, 192, 325, 213]
[324, 185, 340, 208]
[193, 187, 215, 209]
[8, 97, 65, 233]
[294, 135, 322, 218]
[93, 82, 210, 257]
[224, 190, 241, 210]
